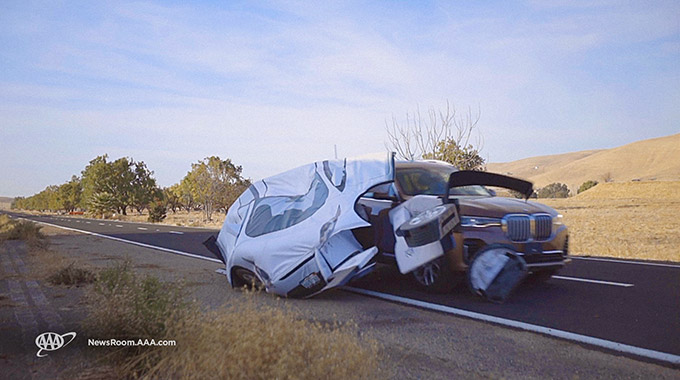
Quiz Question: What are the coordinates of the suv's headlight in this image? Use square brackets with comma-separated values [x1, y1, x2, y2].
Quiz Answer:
[553, 214, 564, 228]
[460, 216, 502, 228]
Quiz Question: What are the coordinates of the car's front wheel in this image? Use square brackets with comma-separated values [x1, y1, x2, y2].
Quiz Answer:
[412, 256, 461, 293]
[232, 266, 264, 289]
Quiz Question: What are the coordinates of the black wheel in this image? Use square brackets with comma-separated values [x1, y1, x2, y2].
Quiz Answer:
[412, 255, 461, 293]
[232, 267, 264, 289]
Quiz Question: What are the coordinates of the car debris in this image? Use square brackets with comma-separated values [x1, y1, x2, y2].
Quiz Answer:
[468, 244, 528, 303]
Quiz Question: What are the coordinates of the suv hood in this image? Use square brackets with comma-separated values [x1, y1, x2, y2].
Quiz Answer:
[457, 197, 556, 218]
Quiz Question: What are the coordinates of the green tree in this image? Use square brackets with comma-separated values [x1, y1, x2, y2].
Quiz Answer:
[81, 155, 136, 215]
[423, 137, 485, 171]
[15, 185, 61, 211]
[177, 176, 196, 213]
[130, 161, 158, 214]
[89, 191, 119, 216]
[58, 176, 82, 212]
[537, 183, 570, 198]
[182, 156, 250, 221]
[163, 185, 182, 213]
[45, 185, 61, 211]
[11, 197, 25, 210]
[578, 180, 598, 194]
[147, 189, 167, 223]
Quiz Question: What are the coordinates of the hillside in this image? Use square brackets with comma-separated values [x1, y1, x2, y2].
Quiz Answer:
[487, 133, 680, 191]
[572, 181, 680, 200]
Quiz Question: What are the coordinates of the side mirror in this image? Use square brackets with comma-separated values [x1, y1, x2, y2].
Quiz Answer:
[488, 189, 497, 197]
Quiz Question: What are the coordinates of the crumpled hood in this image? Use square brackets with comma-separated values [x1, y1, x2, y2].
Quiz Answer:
[457, 197, 556, 218]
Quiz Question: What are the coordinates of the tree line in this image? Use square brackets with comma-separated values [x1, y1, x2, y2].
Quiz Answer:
[12, 155, 250, 222]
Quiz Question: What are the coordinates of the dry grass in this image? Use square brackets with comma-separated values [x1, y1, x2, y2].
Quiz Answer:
[85, 263, 382, 379]
[63, 210, 225, 229]
[142, 299, 383, 380]
[540, 181, 680, 262]
[120, 210, 225, 228]
[0, 214, 48, 248]
[0, 214, 13, 234]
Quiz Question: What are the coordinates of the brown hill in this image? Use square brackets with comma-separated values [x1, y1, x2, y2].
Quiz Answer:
[487, 133, 680, 191]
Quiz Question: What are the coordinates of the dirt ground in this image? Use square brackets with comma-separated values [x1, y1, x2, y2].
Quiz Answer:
[1, 225, 678, 379]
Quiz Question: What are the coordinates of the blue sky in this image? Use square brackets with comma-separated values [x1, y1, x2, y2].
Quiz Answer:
[1, 0, 678, 197]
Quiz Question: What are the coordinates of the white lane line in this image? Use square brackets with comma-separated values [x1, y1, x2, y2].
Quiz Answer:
[572, 256, 680, 269]
[98, 223, 105, 226]
[115, 225, 123, 228]
[19, 218, 223, 264]
[552, 276, 634, 288]
[85, 222, 91, 224]
[137, 227, 148, 231]
[343, 287, 680, 365]
[168, 231, 184, 235]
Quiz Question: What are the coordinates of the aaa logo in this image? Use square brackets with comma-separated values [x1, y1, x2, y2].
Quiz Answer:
[35, 332, 77, 357]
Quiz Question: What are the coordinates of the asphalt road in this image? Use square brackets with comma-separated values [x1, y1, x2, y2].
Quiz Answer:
[5, 211, 680, 363]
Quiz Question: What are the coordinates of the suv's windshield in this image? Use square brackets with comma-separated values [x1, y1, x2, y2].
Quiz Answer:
[396, 166, 491, 197]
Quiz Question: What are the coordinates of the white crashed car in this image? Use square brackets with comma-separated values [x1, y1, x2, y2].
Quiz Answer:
[204, 153, 463, 298]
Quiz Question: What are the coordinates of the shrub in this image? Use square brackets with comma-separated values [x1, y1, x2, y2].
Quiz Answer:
[0, 218, 48, 248]
[537, 183, 570, 198]
[84, 261, 188, 371]
[0, 214, 12, 231]
[147, 202, 167, 223]
[578, 180, 598, 194]
[48, 263, 96, 286]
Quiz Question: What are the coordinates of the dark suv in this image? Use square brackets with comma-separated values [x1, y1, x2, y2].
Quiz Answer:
[357, 160, 570, 292]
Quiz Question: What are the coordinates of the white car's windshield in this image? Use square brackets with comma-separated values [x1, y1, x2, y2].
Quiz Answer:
[396, 166, 491, 197]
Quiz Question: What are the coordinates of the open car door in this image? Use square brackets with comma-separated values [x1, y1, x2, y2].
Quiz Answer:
[390, 195, 460, 274]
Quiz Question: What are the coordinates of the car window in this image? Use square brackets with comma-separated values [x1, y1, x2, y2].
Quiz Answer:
[396, 167, 491, 196]
[245, 172, 329, 237]
[362, 182, 397, 199]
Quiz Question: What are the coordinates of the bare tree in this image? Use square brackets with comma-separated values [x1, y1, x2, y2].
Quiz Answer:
[385, 101, 483, 167]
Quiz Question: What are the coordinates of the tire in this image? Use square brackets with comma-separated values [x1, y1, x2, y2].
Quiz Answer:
[232, 267, 264, 289]
[412, 255, 462, 293]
